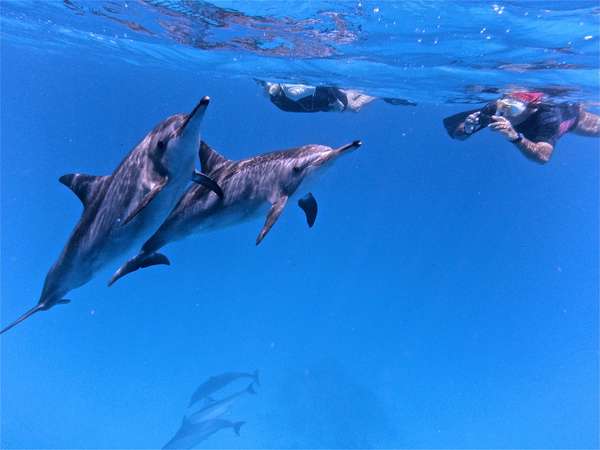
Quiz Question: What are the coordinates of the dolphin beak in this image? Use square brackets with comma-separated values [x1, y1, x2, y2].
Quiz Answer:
[192, 96, 210, 114]
[334, 140, 362, 155]
[327, 140, 362, 162]
[180, 96, 210, 133]
[317, 140, 362, 166]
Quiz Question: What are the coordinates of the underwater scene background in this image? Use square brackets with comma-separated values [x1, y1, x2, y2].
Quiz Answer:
[1, 1, 598, 448]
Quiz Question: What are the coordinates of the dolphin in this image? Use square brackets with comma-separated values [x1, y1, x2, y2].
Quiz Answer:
[187, 383, 256, 424]
[163, 419, 245, 449]
[188, 370, 260, 407]
[0, 97, 222, 334]
[108, 139, 362, 284]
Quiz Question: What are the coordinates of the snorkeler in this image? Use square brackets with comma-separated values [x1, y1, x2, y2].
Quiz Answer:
[258, 81, 416, 113]
[443, 92, 600, 163]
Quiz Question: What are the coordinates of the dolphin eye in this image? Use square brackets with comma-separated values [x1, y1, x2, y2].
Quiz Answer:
[293, 166, 302, 174]
[157, 140, 166, 150]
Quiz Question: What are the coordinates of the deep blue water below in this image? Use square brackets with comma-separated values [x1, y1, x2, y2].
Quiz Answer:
[1, 1, 599, 449]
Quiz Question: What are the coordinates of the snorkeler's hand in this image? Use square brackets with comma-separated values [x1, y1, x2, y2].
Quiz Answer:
[488, 115, 519, 141]
[463, 111, 481, 134]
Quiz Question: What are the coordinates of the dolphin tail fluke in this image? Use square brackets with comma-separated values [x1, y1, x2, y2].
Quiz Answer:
[232, 421, 245, 436]
[253, 369, 260, 387]
[108, 252, 171, 286]
[0, 304, 44, 335]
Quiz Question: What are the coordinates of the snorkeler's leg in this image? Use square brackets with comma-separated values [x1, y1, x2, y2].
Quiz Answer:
[574, 109, 600, 137]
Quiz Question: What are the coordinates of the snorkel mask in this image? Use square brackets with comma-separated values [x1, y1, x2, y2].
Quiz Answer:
[497, 91, 544, 119]
[280, 83, 316, 101]
[265, 82, 282, 96]
[496, 97, 527, 118]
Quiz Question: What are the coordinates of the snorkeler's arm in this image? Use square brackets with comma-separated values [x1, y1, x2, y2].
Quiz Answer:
[513, 138, 554, 164]
[489, 115, 554, 164]
[573, 108, 600, 137]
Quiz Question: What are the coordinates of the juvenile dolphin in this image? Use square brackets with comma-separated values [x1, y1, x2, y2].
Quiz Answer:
[188, 370, 260, 407]
[109, 139, 362, 284]
[0, 97, 221, 334]
[187, 383, 256, 423]
[163, 419, 245, 449]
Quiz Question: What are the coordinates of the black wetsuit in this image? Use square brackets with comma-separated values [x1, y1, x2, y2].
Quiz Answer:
[444, 102, 581, 144]
[514, 103, 580, 145]
[269, 87, 348, 113]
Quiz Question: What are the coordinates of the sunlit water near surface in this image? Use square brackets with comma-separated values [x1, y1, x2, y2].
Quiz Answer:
[2, 0, 600, 103]
[1, 1, 599, 449]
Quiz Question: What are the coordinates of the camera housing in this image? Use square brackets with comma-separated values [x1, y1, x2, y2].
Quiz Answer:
[478, 102, 498, 128]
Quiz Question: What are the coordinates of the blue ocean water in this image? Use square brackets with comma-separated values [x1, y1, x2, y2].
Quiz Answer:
[1, 1, 598, 448]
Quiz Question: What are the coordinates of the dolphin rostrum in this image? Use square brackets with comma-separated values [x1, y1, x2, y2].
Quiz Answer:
[163, 419, 245, 450]
[188, 370, 260, 407]
[1, 97, 221, 334]
[109, 139, 362, 284]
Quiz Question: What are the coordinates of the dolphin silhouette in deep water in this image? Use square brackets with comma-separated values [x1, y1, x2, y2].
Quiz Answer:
[163, 419, 245, 450]
[188, 370, 260, 407]
[0, 97, 222, 335]
[109, 139, 362, 284]
[187, 383, 256, 424]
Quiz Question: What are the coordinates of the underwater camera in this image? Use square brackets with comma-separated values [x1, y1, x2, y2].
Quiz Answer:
[478, 102, 498, 128]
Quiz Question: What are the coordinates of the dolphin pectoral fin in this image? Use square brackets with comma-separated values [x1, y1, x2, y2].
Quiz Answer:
[298, 192, 318, 228]
[59, 173, 109, 208]
[233, 421, 245, 436]
[192, 170, 224, 199]
[0, 304, 44, 335]
[108, 252, 171, 286]
[256, 195, 288, 245]
[122, 179, 168, 226]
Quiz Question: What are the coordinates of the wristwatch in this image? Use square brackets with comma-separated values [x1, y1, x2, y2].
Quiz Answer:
[511, 132, 524, 143]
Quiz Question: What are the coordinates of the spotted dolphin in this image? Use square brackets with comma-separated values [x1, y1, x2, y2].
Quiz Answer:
[188, 370, 260, 407]
[109, 139, 362, 284]
[0, 97, 222, 334]
[187, 383, 256, 423]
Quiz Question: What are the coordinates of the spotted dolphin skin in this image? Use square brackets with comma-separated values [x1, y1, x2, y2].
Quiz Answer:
[0, 97, 222, 335]
[163, 419, 245, 449]
[109, 139, 362, 285]
[187, 383, 256, 424]
[188, 370, 260, 407]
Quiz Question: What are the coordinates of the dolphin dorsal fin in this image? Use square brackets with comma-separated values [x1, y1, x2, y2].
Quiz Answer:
[59, 173, 108, 207]
[199, 141, 229, 174]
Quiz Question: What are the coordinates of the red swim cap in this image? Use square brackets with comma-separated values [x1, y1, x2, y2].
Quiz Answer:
[507, 91, 544, 104]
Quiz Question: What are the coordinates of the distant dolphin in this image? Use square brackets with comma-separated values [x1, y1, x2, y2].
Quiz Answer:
[163, 419, 245, 449]
[0, 97, 222, 334]
[188, 370, 259, 407]
[109, 139, 362, 284]
[187, 383, 256, 424]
